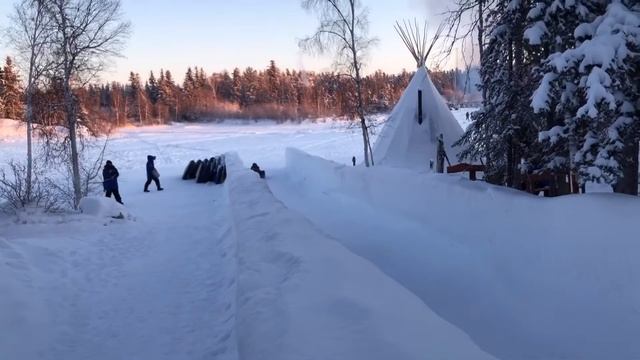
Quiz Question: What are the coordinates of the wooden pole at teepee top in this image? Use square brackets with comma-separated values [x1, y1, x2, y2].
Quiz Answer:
[395, 19, 446, 69]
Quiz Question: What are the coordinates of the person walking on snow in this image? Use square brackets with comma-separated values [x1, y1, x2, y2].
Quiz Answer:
[436, 133, 450, 174]
[103, 160, 123, 204]
[144, 155, 164, 192]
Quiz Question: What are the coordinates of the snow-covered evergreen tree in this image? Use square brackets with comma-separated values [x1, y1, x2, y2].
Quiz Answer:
[266, 60, 280, 103]
[0, 66, 5, 116]
[456, 0, 540, 186]
[531, 0, 640, 194]
[1, 57, 23, 120]
[183, 67, 195, 96]
[239, 67, 258, 108]
[158, 69, 178, 121]
[127, 72, 144, 123]
[146, 71, 160, 105]
[215, 70, 235, 102]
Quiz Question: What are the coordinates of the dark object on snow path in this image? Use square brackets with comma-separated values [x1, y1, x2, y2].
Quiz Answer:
[250, 163, 266, 179]
[214, 155, 227, 184]
[182, 160, 198, 180]
[181, 155, 227, 185]
[196, 159, 211, 183]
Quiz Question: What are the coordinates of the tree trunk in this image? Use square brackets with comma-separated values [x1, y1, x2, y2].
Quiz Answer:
[350, 0, 372, 167]
[25, 88, 34, 203]
[478, 0, 485, 101]
[506, 139, 514, 187]
[64, 79, 82, 208]
[613, 139, 639, 196]
[568, 133, 579, 194]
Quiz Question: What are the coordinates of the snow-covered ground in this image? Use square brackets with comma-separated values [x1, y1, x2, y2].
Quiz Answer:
[451, 107, 477, 130]
[1, 111, 639, 359]
[1, 166, 238, 359]
[0, 119, 368, 359]
[226, 154, 493, 359]
[271, 148, 640, 359]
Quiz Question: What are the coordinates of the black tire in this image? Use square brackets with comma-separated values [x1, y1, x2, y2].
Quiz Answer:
[182, 160, 196, 180]
[220, 165, 227, 183]
[196, 160, 210, 183]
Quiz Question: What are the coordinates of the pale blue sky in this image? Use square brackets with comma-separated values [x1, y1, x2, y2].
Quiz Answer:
[0, 0, 456, 83]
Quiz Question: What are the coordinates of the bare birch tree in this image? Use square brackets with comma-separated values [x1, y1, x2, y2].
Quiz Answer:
[300, 0, 377, 166]
[444, 0, 496, 99]
[7, 0, 55, 204]
[44, 0, 130, 208]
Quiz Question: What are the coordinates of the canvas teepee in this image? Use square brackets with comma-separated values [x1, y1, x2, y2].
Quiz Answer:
[373, 21, 464, 169]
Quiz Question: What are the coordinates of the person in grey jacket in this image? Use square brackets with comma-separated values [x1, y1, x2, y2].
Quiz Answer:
[144, 155, 164, 192]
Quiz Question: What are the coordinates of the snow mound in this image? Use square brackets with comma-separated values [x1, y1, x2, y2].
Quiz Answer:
[373, 67, 464, 168]
[279, 148, 640, 359]
[79, 197, 127, 219]
[225, 152, 495, 360]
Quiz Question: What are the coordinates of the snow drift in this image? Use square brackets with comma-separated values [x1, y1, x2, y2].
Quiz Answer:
[274, 148, 640, 359]
[373, 67, 464, 168]
[79, 197, 127, 219]
[225, 153, 495, 360]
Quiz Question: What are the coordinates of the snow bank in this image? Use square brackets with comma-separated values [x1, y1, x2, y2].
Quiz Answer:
[0, 236, 53, 359]
[280, 148, 640, 359]
[78, 197, 127, 219]
[225, 153, 495, 360]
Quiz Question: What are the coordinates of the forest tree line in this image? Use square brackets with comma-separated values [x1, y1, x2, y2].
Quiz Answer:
[0, 57, 470, 127]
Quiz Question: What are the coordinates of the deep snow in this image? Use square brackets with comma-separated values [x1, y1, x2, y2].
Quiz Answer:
[270, 148, 640, 359]
[1, 171, 238, 360]
[1, 116, 489, 359]
[226, 154, 494, 359]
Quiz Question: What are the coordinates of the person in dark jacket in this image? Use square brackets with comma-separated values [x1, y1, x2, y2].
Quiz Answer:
[103, 160, 123, 204]
[144, 155, 163, 192]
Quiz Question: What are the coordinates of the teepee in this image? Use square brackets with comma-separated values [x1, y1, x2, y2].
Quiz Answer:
[373, 20, 464, 169]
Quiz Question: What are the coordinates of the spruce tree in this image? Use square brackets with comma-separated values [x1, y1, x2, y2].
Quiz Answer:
[240, 67, 259, 108]
[146, 71, 160, 105]
[456, 0, 539, 187]
[161, 70, 178, 121]
[266, 60, 280, 103]
[127, 71, 144, 123]
[2, 57, 23, 120]
[231, 68, 242, 104]
[531, 0, 640, 194]
[0, 66, 5, 116]
[216, 70, 235, 103]
[183, 67, 195, 95]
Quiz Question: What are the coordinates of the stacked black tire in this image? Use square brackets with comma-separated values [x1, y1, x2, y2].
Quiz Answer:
[182, 155, 227, 184]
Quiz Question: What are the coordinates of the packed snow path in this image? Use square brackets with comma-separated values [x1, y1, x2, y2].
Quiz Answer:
[1, 176, 238, 360]
[225, 154, 494, 360]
